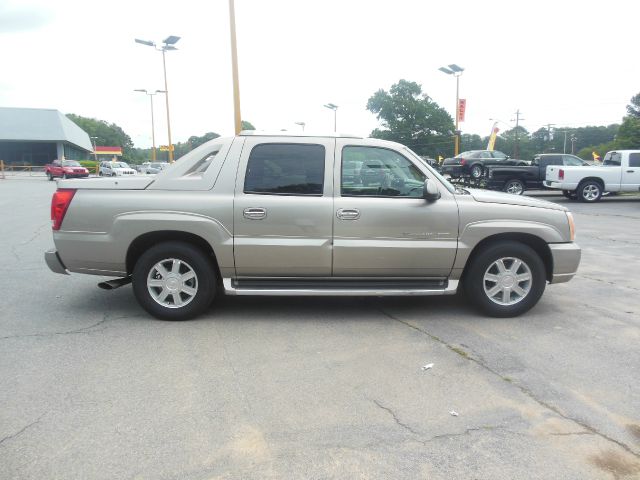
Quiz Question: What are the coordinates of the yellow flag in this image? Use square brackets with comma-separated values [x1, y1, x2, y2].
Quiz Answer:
[592, 151, 600, 162]
[438, 155, 444, 164]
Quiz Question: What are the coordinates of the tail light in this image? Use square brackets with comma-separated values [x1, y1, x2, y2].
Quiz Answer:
[558, 169, 564, 180]
[460, 158, 466, 165]
[51, 189, 76, 230]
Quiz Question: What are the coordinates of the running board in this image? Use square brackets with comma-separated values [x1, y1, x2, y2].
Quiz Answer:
[223, 278, 458, 296]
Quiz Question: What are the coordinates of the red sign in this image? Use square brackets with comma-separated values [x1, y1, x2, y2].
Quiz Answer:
[457, 99, 466, 122]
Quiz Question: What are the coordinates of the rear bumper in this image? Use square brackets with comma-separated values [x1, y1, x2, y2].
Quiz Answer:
[44, 249, 69, 275]
[441, 165, 466, 177]
[549, 242, 581, 283]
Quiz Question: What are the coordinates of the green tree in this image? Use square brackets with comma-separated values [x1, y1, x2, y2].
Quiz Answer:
[460, 133, 484, 151]
[627, 93, 640, 118]
[366, 79, 455, 157]
[67, 114, 136, 162]
[241, 120, 256, 130]
[616, 116, 640, 148]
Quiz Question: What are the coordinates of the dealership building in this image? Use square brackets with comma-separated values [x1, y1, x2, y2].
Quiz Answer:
[0, 107, 93, 165]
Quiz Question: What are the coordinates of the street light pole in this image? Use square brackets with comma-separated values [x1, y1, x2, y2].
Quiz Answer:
[324, 103, 338, 131]
[135, 35, 180, 163]
[439, 64, 464, 156]
[134, 89, 166, 161]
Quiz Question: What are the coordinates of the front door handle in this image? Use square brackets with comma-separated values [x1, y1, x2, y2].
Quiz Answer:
[243, 207, 267, 220]
[627, 170, 635, 173]
[336, 208, 360, 220]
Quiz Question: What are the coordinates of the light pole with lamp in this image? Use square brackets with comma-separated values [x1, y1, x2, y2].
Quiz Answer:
[324, 103, 338, 131]
[134, 35, 180, 162]
[438, 64, 464, 156]
[134, 89, 166, 161]
[295, 121, 306, 132]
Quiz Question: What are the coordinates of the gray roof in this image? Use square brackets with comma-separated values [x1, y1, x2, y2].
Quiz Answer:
[0, 107, 93, 151]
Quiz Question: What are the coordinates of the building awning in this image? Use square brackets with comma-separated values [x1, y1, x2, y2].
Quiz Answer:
[94, 146, 123, 156]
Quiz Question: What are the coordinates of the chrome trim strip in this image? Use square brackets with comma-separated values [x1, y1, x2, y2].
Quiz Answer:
[223, 278, 458, 296]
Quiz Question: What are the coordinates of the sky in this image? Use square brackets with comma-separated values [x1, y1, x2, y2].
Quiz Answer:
[0, 0, 638, 149]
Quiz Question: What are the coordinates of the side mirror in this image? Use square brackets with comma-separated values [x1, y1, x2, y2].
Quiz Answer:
[423, 179, 441, 202]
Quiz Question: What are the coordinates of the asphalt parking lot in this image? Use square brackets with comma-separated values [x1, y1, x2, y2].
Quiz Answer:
[1, 177, 639, 479]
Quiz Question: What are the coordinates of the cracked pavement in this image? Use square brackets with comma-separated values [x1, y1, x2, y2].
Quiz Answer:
[1, 180, 639, 479]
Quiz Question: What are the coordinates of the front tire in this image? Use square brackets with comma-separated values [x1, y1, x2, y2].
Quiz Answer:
[503, 179, 525, 195]
[132, 241, 217, 320]
[464, 241, 546, 317]
[47, 173, 53, 181]
[578, 180, 602, 202]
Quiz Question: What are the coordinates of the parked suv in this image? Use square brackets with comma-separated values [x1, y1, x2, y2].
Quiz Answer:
[441, 150, 527, 179]
[99, 161, 136, 177]
[45, 133, 580, 320]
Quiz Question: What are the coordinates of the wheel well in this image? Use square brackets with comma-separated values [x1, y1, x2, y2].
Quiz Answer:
[462, 233, 553, 282]
[578, 177, 604, 188]
[126, 231, 220, 277]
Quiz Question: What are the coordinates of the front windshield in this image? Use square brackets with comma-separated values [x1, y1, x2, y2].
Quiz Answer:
[403, 147, 456, 194]
[62, 160, 81, 167]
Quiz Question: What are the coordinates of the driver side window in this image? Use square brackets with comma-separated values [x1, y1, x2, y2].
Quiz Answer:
[341, 146, 426, 197]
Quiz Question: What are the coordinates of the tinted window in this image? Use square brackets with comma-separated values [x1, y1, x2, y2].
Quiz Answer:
[479, 152, 492, 159]
[603, 152, 621, 167]
[629, 153, 640, 167]
[341, 146, 426, 197]
[244, 143, 325, 195]
[492, 151, 507, 159]
[456, 151, 478, 159]
[563, 156, 585, 166]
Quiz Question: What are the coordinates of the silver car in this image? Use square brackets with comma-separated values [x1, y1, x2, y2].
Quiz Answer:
[45, 133, 580, 320]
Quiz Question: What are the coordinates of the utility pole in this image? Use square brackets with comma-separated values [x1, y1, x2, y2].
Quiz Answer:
[511, 109, 524, 159]
[571, 135, 577, 154]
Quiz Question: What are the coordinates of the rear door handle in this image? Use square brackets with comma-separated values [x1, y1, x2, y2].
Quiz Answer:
[243, 207, 267, 220]
[336, 208, 360, 220]
[627, 170, 635, 173]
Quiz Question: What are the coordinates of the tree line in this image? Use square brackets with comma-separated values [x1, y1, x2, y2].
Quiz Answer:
[69, 83, 639, 164]
[367, 80, 640, 160]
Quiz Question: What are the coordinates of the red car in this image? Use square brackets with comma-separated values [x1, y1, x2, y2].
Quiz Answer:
[45, 160, 90, 180]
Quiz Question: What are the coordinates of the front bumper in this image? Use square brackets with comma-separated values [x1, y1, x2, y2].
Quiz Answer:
[549, 242, 581, 283]
[45, 249, 69, 275]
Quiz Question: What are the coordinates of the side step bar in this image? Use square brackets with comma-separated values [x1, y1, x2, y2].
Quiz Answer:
[223, 278, 459, 296]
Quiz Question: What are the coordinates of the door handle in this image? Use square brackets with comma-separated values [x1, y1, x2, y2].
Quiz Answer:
[336, 208, 360, 220]
[626, 170, 634, 173]
[243, 207, 267, 220]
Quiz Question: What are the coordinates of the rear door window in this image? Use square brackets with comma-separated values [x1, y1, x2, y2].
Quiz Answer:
[629, 153, 640, 167]
[244, 143, 325, 195]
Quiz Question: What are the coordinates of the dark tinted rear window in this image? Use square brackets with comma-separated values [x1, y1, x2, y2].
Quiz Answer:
[629, 153, 640, 167]
[244, 143, 325, 195]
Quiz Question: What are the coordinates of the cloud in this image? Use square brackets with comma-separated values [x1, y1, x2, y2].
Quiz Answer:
[0, 5, 54, 34]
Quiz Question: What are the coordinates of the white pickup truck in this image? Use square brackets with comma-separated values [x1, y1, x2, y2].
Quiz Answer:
[545, 150, 640, 202]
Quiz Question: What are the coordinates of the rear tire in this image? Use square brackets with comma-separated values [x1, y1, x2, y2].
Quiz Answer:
[503, 179, 525, 195]
[464, 241, 546, 317]
[470, 164, 483, 179]
[578, 180, 602, 202]
[132, 241, 217, 320]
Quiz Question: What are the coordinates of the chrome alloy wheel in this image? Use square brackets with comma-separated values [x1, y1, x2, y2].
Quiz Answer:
[505, 181, 524, 195]
[147, 258, 198, 308]
[582, 184, 600, 201]
[483, 257, 532, 306]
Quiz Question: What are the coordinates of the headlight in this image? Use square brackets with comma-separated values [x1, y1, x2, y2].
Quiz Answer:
[566, 212, 575, 241]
